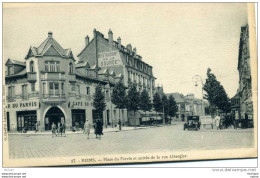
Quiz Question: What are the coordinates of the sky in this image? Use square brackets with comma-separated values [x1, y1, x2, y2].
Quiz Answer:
[3, 3, 249, 99]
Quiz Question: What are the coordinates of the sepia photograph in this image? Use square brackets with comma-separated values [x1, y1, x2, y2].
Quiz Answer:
[2, 3, 257, 167]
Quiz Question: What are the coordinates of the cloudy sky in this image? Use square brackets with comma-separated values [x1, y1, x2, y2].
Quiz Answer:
[3, 3, 249, 99]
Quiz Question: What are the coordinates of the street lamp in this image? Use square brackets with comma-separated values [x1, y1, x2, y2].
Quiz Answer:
[192, 75, 204, 116]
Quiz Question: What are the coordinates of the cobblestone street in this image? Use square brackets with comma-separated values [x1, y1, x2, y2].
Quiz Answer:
[8, 123, 255, 159]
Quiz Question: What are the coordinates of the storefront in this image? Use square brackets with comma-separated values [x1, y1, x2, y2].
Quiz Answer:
[17, 110, 37, 131]
[72, 109, 86, 130]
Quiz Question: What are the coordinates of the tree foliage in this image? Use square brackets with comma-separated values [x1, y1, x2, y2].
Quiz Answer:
[203, 68, 231, 114]
[153, 92, 162, 113]
[93, 84, 106, 117]
[139, 89, 152, 113]
[111, 80, 127, 109]
[126, 83, 140, 112]
[168, 95, 178, 117]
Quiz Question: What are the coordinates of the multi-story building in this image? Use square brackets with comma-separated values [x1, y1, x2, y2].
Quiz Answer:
[77, 29, 156, 99]
[237, 24, 253, 126]
[166, 93, 205, 121]
[231, 92, 240, 120]
[5, 32, 125, 132]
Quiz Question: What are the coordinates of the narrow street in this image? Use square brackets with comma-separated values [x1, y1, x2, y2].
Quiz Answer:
[8, 123, 255, 159]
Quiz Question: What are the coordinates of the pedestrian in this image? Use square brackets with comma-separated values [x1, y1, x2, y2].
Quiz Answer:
[93, 121, 98, 138]
[57, 122, 61, 137]
[35, 121, 38, 133]
[84, 120, 91, 139]
[60, 121, 66, 137]
[118, 120, 122, 131]
[215, 114, 221, 130]
[96, 120, 103, 140]
[51, 122, 57, 138]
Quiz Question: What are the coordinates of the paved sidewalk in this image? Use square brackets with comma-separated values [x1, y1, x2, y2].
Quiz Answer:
[8, 126, 151, 136]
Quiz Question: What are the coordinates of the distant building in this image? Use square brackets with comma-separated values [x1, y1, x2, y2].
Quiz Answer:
[166, 93, 205, 121]
[236, 24, 253, 126]
[231, 92, 240, 120]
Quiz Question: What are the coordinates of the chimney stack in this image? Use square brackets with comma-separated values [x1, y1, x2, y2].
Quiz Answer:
[85, 35, 89, 47]
[133, 47, 137, 56]
[93, 29, 96, 38]
[108, 29, 113, 47]
[126, 44, 132, 52]
[48, 31, 53, 38]
[117, 37, 121, 48]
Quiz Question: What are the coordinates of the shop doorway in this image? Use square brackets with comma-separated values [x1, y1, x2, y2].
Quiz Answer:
[45, 107, 65, 130]
[72, 109, 86, 130]
[17, 111, 37, 131]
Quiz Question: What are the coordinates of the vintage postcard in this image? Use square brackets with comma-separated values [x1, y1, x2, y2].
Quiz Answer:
[2, 3, 257, 167]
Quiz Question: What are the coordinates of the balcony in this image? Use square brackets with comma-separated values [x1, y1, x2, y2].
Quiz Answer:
[27, 72, 37, 82]
[6, 92, 40, 102]
[42, 94, 66, 104]
[40, 71, 65, 81]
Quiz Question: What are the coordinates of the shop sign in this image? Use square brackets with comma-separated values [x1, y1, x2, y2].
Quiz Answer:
[68, 101, 92, 108]
[98, 50, 122, 67]
[6, 100, 39, 109]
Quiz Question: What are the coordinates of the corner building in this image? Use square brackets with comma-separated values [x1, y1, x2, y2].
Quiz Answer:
[77, 29, 156, 98]
[5, 32, 120, 132]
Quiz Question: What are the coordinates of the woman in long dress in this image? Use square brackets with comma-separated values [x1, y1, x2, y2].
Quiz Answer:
[84, 120, 91, 139]
[96, 120, 103, 140]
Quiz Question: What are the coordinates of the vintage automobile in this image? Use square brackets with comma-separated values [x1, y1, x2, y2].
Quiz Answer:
[184, 116, 200, 131]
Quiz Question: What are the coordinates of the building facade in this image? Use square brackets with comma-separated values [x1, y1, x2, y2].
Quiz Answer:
[166, 93, 205, 121]
[5, 32, 125, 132]
[77, 29, 156, 99]
[236, 24, 253, 126]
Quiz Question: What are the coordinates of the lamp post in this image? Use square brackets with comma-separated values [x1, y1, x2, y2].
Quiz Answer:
[192, 75, 204, 116]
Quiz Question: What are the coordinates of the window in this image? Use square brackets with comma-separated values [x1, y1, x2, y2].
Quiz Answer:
[69, 62, 73, 74]
[61, 83, 64, 95]
[106, 90, 109, 98]
[8, 86, 15, 98]
[86, 87, 90, 96]
[7, 66, 13, 76]
[30, 61, 34, 73]
[45, 61, 60, 72]
[31, 83, 35, 91]
[42, 83, 46, 95]
[71, 84, 76, 91]
[49, 82, 59, 96]
[77, 85, 80, 96]
[22, 85, 28, 99]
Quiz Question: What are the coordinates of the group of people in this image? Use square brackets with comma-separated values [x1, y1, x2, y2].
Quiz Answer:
[83, 119, 103, 140]
[51, 122, 66, 138]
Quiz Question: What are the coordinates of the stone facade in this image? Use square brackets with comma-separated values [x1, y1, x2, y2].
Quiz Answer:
[77, 29, 156, 99]
[5, 32, 126, 132]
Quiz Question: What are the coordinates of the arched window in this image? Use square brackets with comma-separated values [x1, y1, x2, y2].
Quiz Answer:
[30, 61, 34, 73]
[69, 62, 73, 74]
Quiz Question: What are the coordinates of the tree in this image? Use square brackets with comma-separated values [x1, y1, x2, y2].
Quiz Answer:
[139, 89, 152, 118]
[93, 84, 106, 123]
[168, 95, 178, 123]
[153, 92, 162, 124]
[111, 80, 127, 125]
[162, 94, 168, 125]
[203, 68, 231, 115]
[126, 83, 140, 128]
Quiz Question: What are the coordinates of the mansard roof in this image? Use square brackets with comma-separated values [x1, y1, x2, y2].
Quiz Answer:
[25, 32, 75, 60]
[5, 58, 26, 66]
[75, 61, 91, 68]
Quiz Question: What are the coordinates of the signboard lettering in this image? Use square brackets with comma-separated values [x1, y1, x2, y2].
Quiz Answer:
[98, 51, 122, 67]
[6, 101, 38, 109]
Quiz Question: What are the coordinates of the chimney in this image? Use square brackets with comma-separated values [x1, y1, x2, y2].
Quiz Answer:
[117, 37, 121, 48]
[133, 47, 137, 56]
[48, 31, 53, 38]
[85, 35, 89, 47]
[108, 29, 113, 47]
[93, 29, 96, 38]
[126, 44, 132, 52]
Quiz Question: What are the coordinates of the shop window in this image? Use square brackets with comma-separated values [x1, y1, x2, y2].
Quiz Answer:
[22, 85, 28, 99]
[17, 111, 37, 131]
[31, 83, 35, 92]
